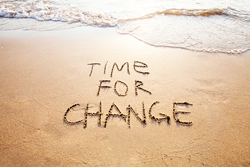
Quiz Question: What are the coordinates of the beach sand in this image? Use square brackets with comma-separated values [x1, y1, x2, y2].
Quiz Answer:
[0, 27, 249, 166]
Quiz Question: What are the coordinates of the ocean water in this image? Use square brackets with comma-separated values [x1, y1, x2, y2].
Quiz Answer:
[1, 0, 250, 53]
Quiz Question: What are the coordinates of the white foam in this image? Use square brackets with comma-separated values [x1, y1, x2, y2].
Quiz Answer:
[117, 13, 250, 54]
[0, 1, 117, 27]
[1, 0, 250, 53]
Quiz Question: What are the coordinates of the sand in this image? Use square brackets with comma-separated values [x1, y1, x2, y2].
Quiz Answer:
[0, 27, 250, 166]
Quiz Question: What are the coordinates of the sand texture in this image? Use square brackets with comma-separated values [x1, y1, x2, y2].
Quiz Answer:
[0, 27, 250, 166]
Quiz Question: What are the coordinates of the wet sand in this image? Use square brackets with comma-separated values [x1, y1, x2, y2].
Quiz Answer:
[0, 27, 249, 166]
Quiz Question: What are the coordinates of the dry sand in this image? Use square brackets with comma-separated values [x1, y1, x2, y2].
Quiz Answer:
[0, 27, 250, 166]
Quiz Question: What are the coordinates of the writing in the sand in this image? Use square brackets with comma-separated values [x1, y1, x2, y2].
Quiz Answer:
[64, 61, 193, 128]
[89, 61, 152, 96]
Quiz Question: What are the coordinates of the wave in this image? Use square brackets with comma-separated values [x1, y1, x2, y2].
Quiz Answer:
[0, 1, 117, 27]
[1, 0, 249, 27]
[117, 8, 250, 54]
[121, 8, 226, 22]
[119, 7, 250, 23]
[158, 8, 226, 16]
[0, 1, 250, 54]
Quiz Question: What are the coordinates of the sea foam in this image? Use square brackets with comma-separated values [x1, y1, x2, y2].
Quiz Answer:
[0, 0, 250, 53]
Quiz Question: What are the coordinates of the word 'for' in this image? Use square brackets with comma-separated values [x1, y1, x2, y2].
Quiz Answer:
[97, 80, 151, 96]
[64, 101, 193, 128]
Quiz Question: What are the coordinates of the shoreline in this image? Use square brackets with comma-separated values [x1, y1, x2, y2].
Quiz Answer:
[0, 27, 249, 166]
[1, 26, 250, 55]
